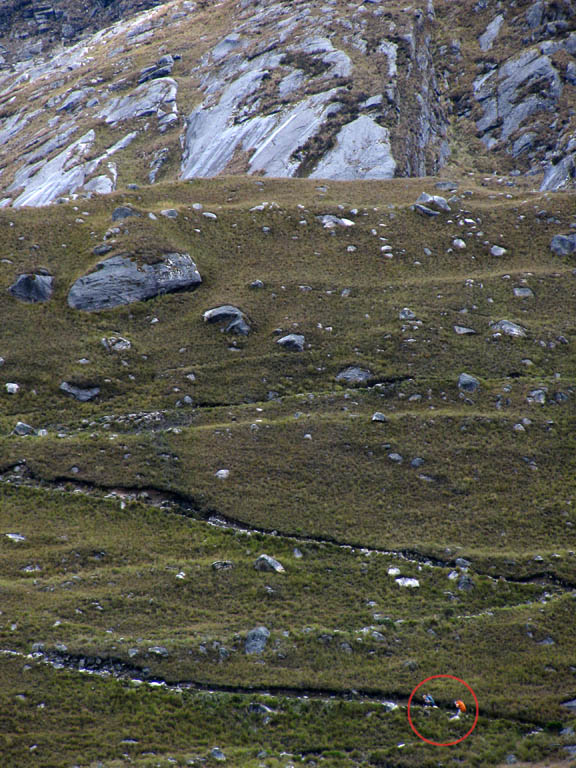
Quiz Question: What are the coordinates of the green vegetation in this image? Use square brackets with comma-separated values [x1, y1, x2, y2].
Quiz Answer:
[1, 178, 575, 766]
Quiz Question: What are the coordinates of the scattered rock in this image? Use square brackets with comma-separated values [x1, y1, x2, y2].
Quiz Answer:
[5, 383, 20, 394]
[101, 336, 131, 352]
[388, 453, 403, 463]
[395, 577, 420, 588]
[254, 554, 285, 573]
[453, 238, 466, 249]
[148, 646, 169, 657]
[371, 412, 387, 422]
[160, 208, 178, 218]
[210, 747, 226, 762]
[458, 373, 480, 392]
[12, 422, 35, 436]
[513, 287, 534, 298]
[399, 307, 416, 320]
[276, 334, 305, 351]
[490, 320, 527, 338]
[212, 561, 233, 571]
[490, 245, 507, 257]
[139, 55, 175, 85]
[93, 244, 113, 256]
[5, 533, 26, 542]
[457, 573, 475, 591]
[454, 325, 476, 335]
[414, 203, 440, 217]
[245, 625, 270, 655]
[336, 366, 373, 385]
[60, 382, 100, 402]
[68, 253, 202, 311]
[415, 192, 451, 212]
[215, 469, 230, 479]
[317, 214, 355, 228]
[550, 233, 576, 256]
[203, 305, 251, 335]
[9, 273, 53, 303]
[111, 206, 140, 221]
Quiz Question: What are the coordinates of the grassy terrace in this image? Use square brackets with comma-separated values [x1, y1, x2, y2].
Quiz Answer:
[1, 178, 575, 766]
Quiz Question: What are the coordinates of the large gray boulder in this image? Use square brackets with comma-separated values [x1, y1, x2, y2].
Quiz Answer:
[9, 273, 53, 303]
[245, 626, 270, 655]
[68, 253, 202, 311]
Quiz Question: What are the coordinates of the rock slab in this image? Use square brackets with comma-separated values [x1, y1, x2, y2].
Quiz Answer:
[68, 253, 202, 311]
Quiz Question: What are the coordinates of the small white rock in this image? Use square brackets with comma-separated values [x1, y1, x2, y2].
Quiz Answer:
[215, 469, 230, 479]
[395, 577, 420, 588]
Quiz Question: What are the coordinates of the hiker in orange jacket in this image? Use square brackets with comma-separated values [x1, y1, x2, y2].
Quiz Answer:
[451, 699, 467, 719]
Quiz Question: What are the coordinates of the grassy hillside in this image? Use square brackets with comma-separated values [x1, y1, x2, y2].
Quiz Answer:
[1, 177, 575, 767]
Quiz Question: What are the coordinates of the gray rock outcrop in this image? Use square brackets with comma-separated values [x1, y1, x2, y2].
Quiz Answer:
[474, 48, 562, 150]
[9, 273, 53, 303]
[310, 116, 396, 180]
[245, 625, 270, 655]
[98, 77, 178, 125]
[68, 253, 202, 311]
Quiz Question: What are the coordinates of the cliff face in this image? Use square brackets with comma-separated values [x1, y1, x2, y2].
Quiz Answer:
[0, 0, 574, 208]
[0, 0, 164, 60]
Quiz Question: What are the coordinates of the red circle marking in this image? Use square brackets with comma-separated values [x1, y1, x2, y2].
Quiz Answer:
[407, 674, 479, 746]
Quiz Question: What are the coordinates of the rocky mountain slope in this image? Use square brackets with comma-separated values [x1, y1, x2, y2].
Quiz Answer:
[0, 0, 575, 210]
[1, 3, 576, 767]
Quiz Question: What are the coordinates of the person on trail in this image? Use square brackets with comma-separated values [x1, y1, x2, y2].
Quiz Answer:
[450, 699, 467, 719]
[423, 693, 436, 708]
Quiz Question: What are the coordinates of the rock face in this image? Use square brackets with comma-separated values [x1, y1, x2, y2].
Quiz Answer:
[98, 78, 178, 125]
[474, 49, 562, 150]
[9, 273, 53, 303]
[0, 0, 575, 200]
[68, 253, 202, 311]
[310, 116, 396, 180]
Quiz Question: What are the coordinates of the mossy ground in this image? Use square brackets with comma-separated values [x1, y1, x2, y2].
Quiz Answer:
[1, 178, 575, 766]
